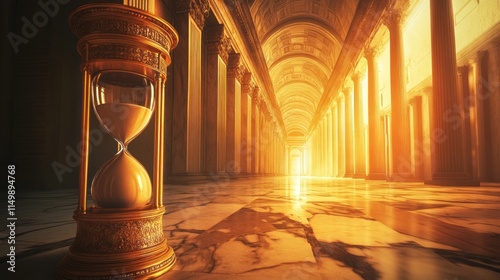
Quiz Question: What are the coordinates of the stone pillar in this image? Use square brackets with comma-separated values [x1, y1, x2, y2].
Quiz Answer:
[251, 88, 259, 174]
[487, 38, 500, 182]
[365, 47, 385, 179]
[457, 66, 473, 179]
[426, 0, 478, 185]
[409, 96, 424, 180]
[204, 24, 231, 174]
[254, 102, 260, 174]
[469, 52, 491, 181]
[344, 86, 354, 177]
[385, 9, 414, 181]
[246, 88, 254, 173]
[327, 109, 333, 176]
[352, 72, 366, 178]
[332, 102, 339, 177]
[226, 53, 243, 175]
[240, 73, 253, 174]
[337, 93, 346, 177]
[171, 0, 209, 175]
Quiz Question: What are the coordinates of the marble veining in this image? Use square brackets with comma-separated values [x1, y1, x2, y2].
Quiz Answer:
[1, 177, 500, 279]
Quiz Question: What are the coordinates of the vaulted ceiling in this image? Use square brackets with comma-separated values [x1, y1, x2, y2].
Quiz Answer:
[249, 0, 358, 138]
[222, 0, 390, 145]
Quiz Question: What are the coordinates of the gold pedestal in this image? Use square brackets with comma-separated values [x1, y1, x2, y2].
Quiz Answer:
[58, 208, 175, 279]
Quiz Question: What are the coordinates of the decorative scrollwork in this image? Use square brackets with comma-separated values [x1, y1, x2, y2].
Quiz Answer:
[72, 216, 164, 253]
[87, 44, 161, 72]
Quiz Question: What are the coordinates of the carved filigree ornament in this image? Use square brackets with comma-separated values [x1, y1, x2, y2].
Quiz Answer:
[69, 4, 178, 78]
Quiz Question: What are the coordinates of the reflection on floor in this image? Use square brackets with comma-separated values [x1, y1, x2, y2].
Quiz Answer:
[2, 177, 500, 279]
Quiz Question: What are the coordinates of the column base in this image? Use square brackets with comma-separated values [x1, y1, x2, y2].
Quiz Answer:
[425, 172, 479, 186]
[353, 173, 366, 179]
[387, 173, 421, 182]
[365, 173, 387, 180]
[344, 172, 355, 178]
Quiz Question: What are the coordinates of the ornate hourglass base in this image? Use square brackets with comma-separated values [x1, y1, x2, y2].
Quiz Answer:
[57, 208, 176, 279]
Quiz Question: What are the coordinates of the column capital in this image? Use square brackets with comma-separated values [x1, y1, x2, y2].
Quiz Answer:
[252, 86, 260, 101]
[227, 53, 245, 82]
[489, 36, 500, 50]
[205, 24, 232, 63]
[468, 50, 487, 65]
[242, 74, 255, 94]
[337, 91, 344, 101]
[242, 71, 252, 85]
[342, 86, 352, 95]
[352, 71, 365, 82]
[457, 65, 469, 77]
[383, 8, 406, 30]
[365, 46, 381, 60]
[408, 95, 422, 105]
[175, 0, 210, 30]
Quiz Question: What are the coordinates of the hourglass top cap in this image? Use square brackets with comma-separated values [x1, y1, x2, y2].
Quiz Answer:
[68, 3, 178, 76]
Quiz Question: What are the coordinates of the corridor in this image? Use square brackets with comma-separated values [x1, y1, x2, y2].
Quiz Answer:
[2, 177, 500, 279]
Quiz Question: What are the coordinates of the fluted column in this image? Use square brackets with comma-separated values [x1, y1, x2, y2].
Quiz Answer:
[327, 109, 333, 176]
[251, 88, 259, 174]
[240, 73, 253, 174]
[409, 96, 423, 179]
[171, 0, 209, 175]
[332, 102, 339, 177]
[226, 53, 243, 175]
[344, 86, 354, 177]
[254, 103, 260, 174]
[457, 66, 473, 179]
[426, 0, 478, 185]
[352, 72, 366, 178]
[487, 38, 500, 182]
[203, 24, 231, 174]
[365, 47, 385, 179]
[469, 52, 490, 181]
[385, 9, 414, 181]
[337, 93, 346, 177]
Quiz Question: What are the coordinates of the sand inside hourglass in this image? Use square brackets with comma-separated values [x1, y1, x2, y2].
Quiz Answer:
[95, 103, 153, 144]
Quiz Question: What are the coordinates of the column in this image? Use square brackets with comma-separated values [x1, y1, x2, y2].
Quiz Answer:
[226, 53, 243, 175]
[254, 103, 260, 174]
[204, 24, 231, 174]
[385, 9, 414, 181]
[365, 47, 386, 179]
[469, 52, 491, 181]
[426, 0, 478, 185]
[457, 66, 473, 179]
[344, 86, 354, 177]
[327, 109, 333, 176]
[171, 0, 209, 175]
[337, 93, 346, 177]
[240, 73, 252, 174]
[251, 88, 259, 174]
[409, 96, 423, 180]
[332, 102, 339, 177]
[352, 72, 366, 178]
[246, 88, 254, 173]
[487, 38, 500, 182]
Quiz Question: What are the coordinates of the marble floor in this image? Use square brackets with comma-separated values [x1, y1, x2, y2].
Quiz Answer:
[1, 176, 500, 279]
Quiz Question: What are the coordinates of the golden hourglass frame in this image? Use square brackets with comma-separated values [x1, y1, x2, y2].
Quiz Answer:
[58, 3, 178, 279]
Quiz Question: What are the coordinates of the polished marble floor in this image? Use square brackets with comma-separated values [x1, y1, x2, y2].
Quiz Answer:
[1, 176, 500, 279]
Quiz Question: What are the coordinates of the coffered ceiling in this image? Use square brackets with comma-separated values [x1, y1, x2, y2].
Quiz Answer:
[221, 0, 390, 145]
[250, 0, 359, 138]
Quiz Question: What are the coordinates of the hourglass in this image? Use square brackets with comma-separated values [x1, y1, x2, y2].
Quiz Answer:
[59, 3, 178, 279]
[91, 71, 154, 209]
